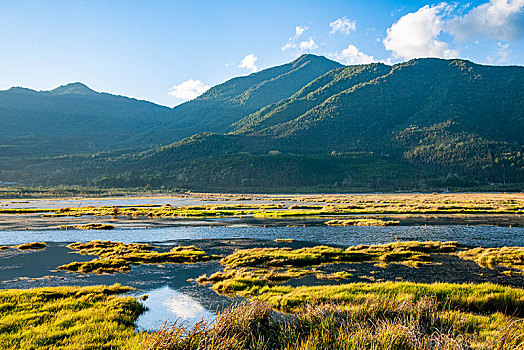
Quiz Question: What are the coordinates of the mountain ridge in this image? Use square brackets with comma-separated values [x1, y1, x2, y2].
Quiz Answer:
[0, 56, 522, 191]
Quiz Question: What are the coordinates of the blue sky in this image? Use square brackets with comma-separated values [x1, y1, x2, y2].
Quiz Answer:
[1, 0, 524, 106]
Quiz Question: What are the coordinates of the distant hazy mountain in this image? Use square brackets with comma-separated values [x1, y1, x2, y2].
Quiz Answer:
[0, 56, 522, 191]
[0, 83, 171, 156]
[0, 55, 341, 156]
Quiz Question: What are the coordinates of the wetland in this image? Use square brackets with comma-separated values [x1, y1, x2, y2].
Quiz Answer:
[1, 192, 524, 349]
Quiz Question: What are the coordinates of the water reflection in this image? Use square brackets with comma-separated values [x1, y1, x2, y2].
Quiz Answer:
[136, 285, 216, 330]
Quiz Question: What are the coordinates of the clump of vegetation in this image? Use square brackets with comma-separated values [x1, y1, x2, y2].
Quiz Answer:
[0, 208, 55, 214]
[59, 223, 115, 230]
[198, 241, 460, 296]
[244, 280, 524, 315]
[139, 297, 524, 350]
[43, 203, 283, 219]
[197, 267, 318, 294]
[457, 246, 524, 271]
[58, 240, 217, 274]
[221, 241, 458, 269]
[15, 242, 46, 250]
[325, 218, 400, 226]
[275, 238, 294, 243]
[0, 284, 144, 349]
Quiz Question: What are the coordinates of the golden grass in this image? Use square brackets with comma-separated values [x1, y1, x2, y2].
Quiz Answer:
[325, 219, 400, 226]
[140, 295, 524, 350]
[58, 240, 217, 274]
[457, 246, 524, 271]
[15, 242, 46, 250]
[0, 284, 143, 350]
[59, 223, 115, 230]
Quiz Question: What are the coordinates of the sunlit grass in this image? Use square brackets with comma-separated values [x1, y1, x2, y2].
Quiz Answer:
[457, 246, 524, 271]
[325, 218, 400, 226]
[0, 284, 144, 350]
[58, 240, 218, 274]
[139, 298, 523, 350]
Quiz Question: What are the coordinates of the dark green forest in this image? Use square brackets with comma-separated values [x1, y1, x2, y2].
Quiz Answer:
[0, 55, 522, 192]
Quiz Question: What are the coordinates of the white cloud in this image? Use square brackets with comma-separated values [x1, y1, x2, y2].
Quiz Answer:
[299, 37, 318, 51]
[168, 79, 210, 100]
[487, 42, 512, 63]
[330, 17, 357, 35]
[295, 25, 309, 38]
[383, 0, 524, 61]
[239, 54, 258, 73]
[330, 44, 376, 65]
[281, 41, 296, 51]
[383, 4, 458, 60]
[447, 0, 524, 41]
[282, 25, 311, 51]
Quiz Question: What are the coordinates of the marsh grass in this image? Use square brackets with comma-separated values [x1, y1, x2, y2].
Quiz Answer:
[42, 203, 282, 219]
[58, 240, 217, 274]
[139, 297, 522, 350]
[0, 284, 144, 350]
[59, 223, 116, 230]
[325, 219, 400, 226]
[6, 193, 522, 222]
[197, 241, 460, 297]
[457, 247, 524, 271]
[220, 241, 458, 269]
[15, 242, 46, 250]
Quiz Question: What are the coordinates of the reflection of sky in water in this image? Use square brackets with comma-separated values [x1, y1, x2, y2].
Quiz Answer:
[136, 285, 217, 330]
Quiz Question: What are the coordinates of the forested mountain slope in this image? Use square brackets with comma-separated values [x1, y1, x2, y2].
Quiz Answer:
[0, 83, 172, 156]
[0, 57, 522, 191]
[120, 58, 523, 190]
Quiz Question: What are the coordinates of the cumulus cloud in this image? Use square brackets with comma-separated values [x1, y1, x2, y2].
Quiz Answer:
[330, 44, 376, 65]
[168, 79, 210, 100]
[295, 25, 309, 38]
[383, 0, 524, 61]
[239, 54, 258, 73]
[299, 37, 319, 51]
[383, 3, 458, 60]
[330, 17, 357, 34]
[448, 0, 524, 41]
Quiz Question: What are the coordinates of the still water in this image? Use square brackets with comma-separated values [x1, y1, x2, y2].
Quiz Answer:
[1, 224, 523, 330]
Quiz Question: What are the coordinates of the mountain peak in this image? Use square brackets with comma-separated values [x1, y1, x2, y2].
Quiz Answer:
[50, 82, 97, 95]
[292, 54, 336, 65]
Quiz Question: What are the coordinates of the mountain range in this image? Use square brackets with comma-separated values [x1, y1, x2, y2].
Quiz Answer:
[0, 55, 522, 191]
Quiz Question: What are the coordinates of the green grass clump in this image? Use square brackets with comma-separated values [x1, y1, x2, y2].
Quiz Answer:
[58, 240, 217, 274]
[199, 241, 460, 297]
[197, 267, 317, 293]
[15, 242, 46, 250]
[59, 223, 115, 230]
[0, 284, 144, 349]
[325, 218, 400, 226]
[43, 204, 267, 218]
[252, 281, 524, 315]
[221, 241, 458, 269]
[457, 247, 524, 271]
